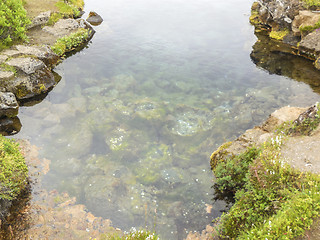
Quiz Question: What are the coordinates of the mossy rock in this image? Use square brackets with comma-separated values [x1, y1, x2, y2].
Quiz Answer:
[0, 135, 28, 201]
[210, 141, 232, 170]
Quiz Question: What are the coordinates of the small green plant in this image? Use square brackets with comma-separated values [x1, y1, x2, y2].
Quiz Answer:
[51, 28, 89, 56]
[213, 147, 261, 193]
[55, 0, 84, 18]
[47, 12, 64, 26]
[269, 29, 289, 40]
[0, 135, 28, 200]
[0, 0, 31, 50]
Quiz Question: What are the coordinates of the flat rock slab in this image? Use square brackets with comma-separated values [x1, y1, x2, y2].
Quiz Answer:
[1, 49, 22, 58]
[0, 71, 14, 80]
[6, 57, 45, 75]
[15, 45, 59, 66]
[0, 55, 8, 64]
[42, 19, 81, 37]
[0, 92, 19, 118]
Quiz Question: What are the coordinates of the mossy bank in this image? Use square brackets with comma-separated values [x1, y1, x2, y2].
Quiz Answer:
[211, 103, 320, 239]
[0, 135, 29, 221]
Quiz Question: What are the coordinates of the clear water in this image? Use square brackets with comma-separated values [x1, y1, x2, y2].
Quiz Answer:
[13, 0, 320, 239]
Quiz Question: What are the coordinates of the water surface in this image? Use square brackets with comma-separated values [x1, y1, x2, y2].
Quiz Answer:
[14, 0, 320, 239]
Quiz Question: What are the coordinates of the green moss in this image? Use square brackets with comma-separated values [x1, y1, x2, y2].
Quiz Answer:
[210, 141, 232, 169]
[51, 28, 89, 56]
[269, 29, 289, 40]
[0, 0, 31, 50]
[301, 0, 320, 7]
[0, 63, 17, 75]
[215, 134, 320, 239]
[299, 19, 320, 35]
[0, 135, 28, 200]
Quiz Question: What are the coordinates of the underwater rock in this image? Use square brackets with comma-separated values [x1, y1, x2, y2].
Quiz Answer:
[169, 107, 214, 136]
[86, 11, 103, 26]
[0, 92, 19, 118]
[133, 144, 172, 185]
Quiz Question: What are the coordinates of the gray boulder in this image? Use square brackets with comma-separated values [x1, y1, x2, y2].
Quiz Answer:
[15, 45, 59, 66]
[6, 57, 45, 75]
[299, 30, 320, 58]
[0, 92, 19, 118]
[28, 11, 51, 29]
[43, 18, 83, 37]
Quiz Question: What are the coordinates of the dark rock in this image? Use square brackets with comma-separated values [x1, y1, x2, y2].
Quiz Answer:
[86, 11, 103, 26]
[0, 92, 19, 118]
[0, 117, 21, 135]
[0, 67, 56, 100]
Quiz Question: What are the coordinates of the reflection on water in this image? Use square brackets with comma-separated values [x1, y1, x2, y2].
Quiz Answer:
[251, 32, 320, 93]
[11, 0, 320, 239]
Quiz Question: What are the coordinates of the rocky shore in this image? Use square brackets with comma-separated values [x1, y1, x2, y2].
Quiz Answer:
[0, 1, 95, 135]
